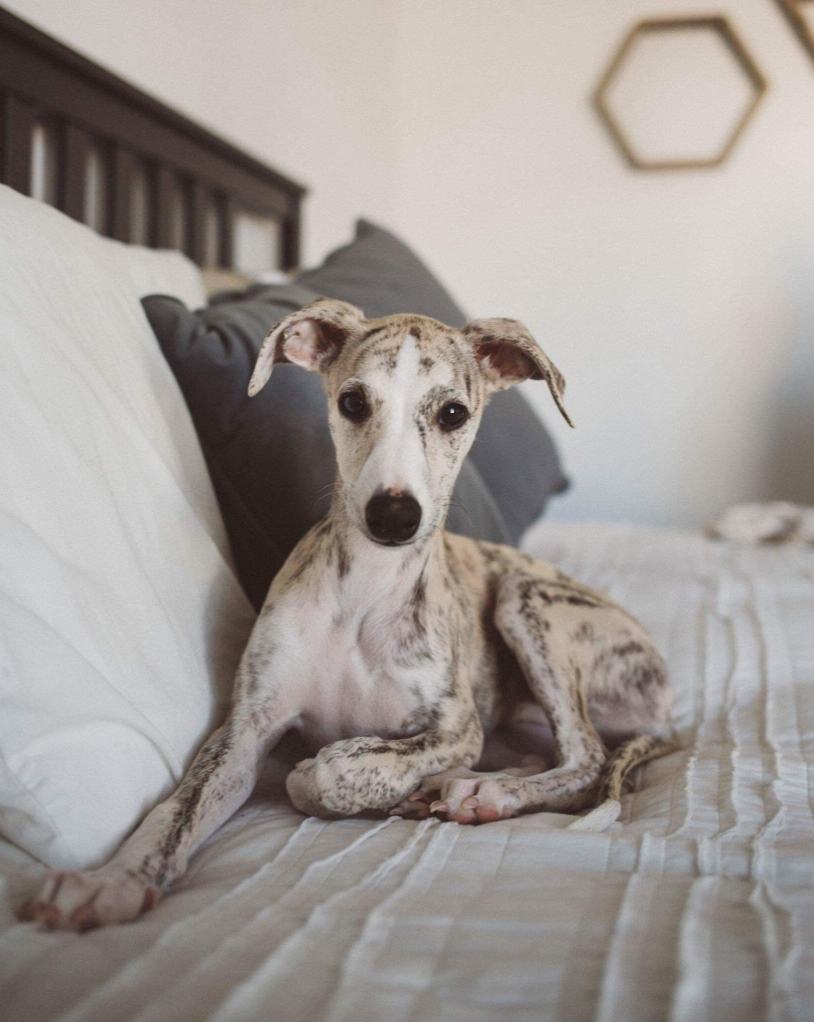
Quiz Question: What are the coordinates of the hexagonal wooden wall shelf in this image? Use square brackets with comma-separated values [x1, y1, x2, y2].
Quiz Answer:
[594, 17, 767, 171]
[776, 0, 814, 63]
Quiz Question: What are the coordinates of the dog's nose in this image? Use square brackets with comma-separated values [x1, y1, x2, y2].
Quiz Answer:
[365, 491, 422, 544]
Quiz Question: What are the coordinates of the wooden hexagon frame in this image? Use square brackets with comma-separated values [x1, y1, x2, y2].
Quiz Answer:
[593, 16, 768, 171]
[776, 0, 814, 63]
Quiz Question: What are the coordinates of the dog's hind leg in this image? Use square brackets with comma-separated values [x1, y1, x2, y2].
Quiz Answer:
[483, 574, 609, 814]
[418, 573, 671, 825]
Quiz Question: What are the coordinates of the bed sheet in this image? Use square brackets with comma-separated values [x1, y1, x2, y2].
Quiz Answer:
[1, 523, 812, 1022]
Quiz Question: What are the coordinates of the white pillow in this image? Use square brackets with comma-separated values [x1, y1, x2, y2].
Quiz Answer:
[0, 186, 255, 869]
[100, 236, 207, 309]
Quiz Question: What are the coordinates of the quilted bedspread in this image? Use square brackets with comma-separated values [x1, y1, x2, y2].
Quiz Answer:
[1, 523, 812, 1021]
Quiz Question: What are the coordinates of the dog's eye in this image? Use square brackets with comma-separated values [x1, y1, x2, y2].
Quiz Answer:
[339, 389, 369, 422]
[438, 402, 469, 430]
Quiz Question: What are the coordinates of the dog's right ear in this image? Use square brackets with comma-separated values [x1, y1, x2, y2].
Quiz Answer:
[463, 317, 573, 427]
[248, 298, 366, 396]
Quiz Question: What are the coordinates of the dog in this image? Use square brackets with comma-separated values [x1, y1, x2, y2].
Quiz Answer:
[18, 298, 674, 931]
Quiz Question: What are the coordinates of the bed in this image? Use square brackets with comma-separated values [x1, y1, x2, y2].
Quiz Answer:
[1, 525, 812, 1021]
[0, 4, 304, 273]
[1, 8, 813, 1020]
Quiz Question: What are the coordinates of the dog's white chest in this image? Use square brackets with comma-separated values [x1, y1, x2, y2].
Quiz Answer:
[290, 607, 437, 749]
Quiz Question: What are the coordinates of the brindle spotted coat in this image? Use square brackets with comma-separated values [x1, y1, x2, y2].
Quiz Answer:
[19, 299, 674, 931]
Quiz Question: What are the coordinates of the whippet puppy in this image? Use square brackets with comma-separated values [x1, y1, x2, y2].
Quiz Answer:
[19, 299, 674, 931]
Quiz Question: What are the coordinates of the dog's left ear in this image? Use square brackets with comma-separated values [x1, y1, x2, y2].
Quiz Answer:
[248, 298, 366, 396]
[463, 317, 573, 427]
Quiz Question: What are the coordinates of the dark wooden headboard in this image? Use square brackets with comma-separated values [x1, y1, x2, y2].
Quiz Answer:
[0, 5, 305, 271]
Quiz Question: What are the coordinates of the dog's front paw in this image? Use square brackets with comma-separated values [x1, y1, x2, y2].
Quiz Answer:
[286, 756, 332, 816]
[285, 746, 364, 817]
[286, 738, 407, 818]
[17, 868, 159, 932]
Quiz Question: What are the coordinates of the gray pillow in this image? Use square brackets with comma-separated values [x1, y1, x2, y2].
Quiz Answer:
[143, 287, 511, 610]
[298, 219, 467, 324]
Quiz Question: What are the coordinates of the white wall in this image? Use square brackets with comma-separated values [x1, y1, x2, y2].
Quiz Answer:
[7, 0, 814, 528]
[392, 0, 814, 527]
[4, 0, 400, 266]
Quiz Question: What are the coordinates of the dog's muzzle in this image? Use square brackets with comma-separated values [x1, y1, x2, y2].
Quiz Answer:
[365, 491, 422, 545]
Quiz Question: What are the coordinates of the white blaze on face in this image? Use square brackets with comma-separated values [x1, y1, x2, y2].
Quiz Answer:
[356, 335, 427, 509]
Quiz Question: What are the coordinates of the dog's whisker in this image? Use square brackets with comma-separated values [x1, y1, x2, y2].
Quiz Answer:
[313, 486, 338, 509]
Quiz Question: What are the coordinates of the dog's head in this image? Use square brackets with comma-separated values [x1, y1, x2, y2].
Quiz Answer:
[249, 298, 572, 548]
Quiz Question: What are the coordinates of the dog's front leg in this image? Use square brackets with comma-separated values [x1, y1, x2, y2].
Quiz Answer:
[286, 699, 484, 818]
[18, 696, 293, 931]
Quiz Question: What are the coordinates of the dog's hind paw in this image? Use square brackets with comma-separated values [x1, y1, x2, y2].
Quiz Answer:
[390, 764, 536, 824]
[389, 788, 434, 820]
[389, 765, 480, 820]
[17, 868, 159, 932]
[429, 776, 521, 824]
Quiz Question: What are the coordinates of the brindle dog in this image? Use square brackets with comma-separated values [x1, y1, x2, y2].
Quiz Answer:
[19, 299, 674, 931]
